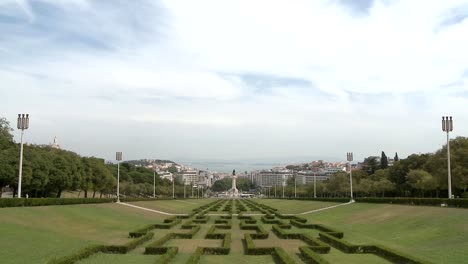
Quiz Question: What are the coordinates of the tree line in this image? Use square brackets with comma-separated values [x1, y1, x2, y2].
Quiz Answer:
[0, 117, 181, 198]
[284, 139, 468, 198]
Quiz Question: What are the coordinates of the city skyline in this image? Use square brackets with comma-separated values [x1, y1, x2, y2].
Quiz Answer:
[1, 0, 468, 163]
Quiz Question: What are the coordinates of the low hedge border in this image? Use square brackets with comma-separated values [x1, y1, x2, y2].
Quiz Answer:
[286, 197, 468, 208]
[272, 225, 330, 254]
[0, 198, 114, 208]
[318, 233, 433, 264]
[48, 233, 154, 264]
[299, 246, 330, 264]
[356, 197, 468, 208]
[244, 234, 295, 263]
[157, 247, 178, 264]
[290, 220, 344, 239]
[261, 216, 292, 229]
[0, 197, 192, 208]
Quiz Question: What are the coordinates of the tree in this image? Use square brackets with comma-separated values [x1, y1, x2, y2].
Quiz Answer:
[406, 169, 437, 197]
[394, 152, 399, 162]
[168, 165, 177, 174]
[362, 156, 379, 174]
[380, 151, 388, 169]
[0, 117, 14, 149]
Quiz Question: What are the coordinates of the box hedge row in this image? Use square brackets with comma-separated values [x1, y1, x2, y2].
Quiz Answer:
[299, 246, 330, 264]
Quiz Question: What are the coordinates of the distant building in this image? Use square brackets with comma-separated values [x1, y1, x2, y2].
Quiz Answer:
[158, 172, 173, 182]
[182, 170, 199, 185]
[50, 136, 60, 149]
[252, 170, 293, 187]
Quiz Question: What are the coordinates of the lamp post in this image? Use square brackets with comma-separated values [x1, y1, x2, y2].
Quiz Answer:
[153, 169, 156, 199]
[313, 172, 317, 198]
[294, 175, 297, 198]
[172, 174, 175, 199]
[116, 152, 122, 202]
[282, 176, 285, 199]
[347, 152, 354, 201]
[442, 116, 454, 199]
[183, 179, 186, 198]
[17, 114, 29, 198]
[275, 181, 278, 199]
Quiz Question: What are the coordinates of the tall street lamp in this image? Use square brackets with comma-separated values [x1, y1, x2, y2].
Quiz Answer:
[172, 174, 175, 199]
[153, 169, 156, 199]
[282, 176, 285, 199]
[313, 172, 317, 198]
[442, 116, 454, 199]
[347, 152, 354, 202]
[116, 152, 122, 202]
[294, 175, 297, 198]
[17, 114, 29, 198]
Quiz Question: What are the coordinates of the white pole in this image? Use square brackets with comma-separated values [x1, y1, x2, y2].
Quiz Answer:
[447, 131, 452, 199]
[153, 171, 156, 198]
[172, 176, 175, 199]
[17, 130, 24, 198]
[184, 182, 186, 198]
[282, 181, 285, 199]
[117, 161, 120, 202]
[313, 172, 317, 198]
[294, 176, 297, 198]
[349, 161, 354, 201]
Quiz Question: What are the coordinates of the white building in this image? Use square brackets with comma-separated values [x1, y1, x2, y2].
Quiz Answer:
[252, 170, 293, 187]
[158, 172, 173, 182]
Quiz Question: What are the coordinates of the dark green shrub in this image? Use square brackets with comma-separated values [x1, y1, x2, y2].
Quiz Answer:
[158, 247, 178, 264]
[0, 198, 114, 208]
[47, 245, 105, 264]
[355, 197, 468, 208]
[299, 246, 330, 264]
[273, 247, 296, 264]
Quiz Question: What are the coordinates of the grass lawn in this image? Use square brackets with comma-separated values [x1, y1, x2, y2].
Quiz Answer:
[128, 198, 213, 214]
[76, 253, 158, 264]
[257, 199, 468, 263]
[2, 198, 467, 263]
[0, 201, 194, 264]
[254, 198, 340, 213]
[200, 254, 275, 264]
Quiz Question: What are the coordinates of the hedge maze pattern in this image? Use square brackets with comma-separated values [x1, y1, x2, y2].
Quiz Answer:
[48, 199, 432, 264]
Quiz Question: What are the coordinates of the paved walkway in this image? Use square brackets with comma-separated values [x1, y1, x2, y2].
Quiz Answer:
[118, 202, 188, 216]
[118, 200, 355, 216]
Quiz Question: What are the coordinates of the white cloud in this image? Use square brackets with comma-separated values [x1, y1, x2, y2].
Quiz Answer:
[1, 0, 468, 162]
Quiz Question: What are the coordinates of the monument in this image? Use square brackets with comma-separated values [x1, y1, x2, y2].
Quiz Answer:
[228, 169, 239, 197]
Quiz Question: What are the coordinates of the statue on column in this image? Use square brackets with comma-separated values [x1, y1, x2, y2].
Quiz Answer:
[230, 169, 239, 197]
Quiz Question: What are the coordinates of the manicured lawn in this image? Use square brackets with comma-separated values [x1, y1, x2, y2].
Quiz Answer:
[200, 254, 274, 264]
[128, 198, 213, 214]
[0, 201, 192, 264]
[2, 198, 467, 263]
[254, 198, 340, 213]
[257, 199, 468, 263]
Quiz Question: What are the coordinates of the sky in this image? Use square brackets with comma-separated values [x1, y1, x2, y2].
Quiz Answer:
[1, 0, 468, 169]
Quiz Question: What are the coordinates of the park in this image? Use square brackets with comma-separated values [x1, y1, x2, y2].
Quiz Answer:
[1, 198, 467, 264]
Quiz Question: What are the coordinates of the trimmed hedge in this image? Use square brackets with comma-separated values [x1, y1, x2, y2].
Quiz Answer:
[157, 247, 178, 264]
[244, 234, 295, 263]
[103, 232, 154, 254]
[48, 245, 105, 264]
[360, 245, 432, 264]
[273, 247, 296, 264]
[291, 220, 344, 239]
[299, 246, 330, 264]
[355, 197, 468, 208]
[319, 232, 358, 253]
[48, 233, 154, 264]
[0, 198, 114, 208]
